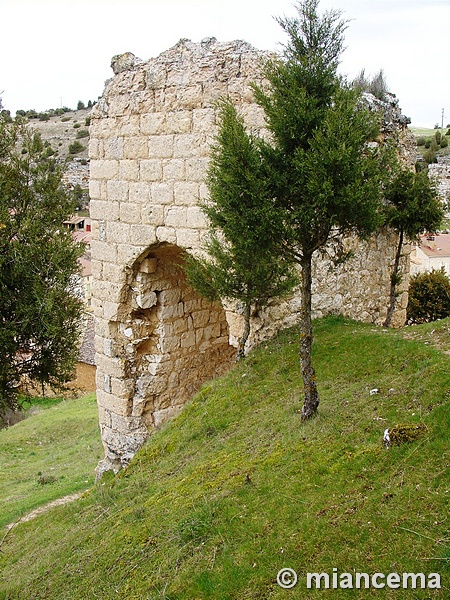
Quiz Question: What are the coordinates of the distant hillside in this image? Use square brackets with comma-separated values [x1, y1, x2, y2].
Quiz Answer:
[1, 316, 449, 599]
[28, 107, 91, 161]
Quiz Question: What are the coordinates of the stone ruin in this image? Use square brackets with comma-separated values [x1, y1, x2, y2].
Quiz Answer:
[89, 38, 415, 475]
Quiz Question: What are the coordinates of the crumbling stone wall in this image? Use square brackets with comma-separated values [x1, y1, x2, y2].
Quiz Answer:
[89, 38, 413, 474]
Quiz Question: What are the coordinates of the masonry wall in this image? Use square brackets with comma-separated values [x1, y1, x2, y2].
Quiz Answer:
[89, 38, 414, 475]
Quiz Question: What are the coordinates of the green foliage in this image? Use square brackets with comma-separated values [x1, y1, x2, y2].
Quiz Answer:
[440, 136, 448, 148]
[76, 128, 89, 139]
[423, 148, 438, 164]
[185, 98, 297, 357]
[0, 116, 84, 413]
[85, 116, 91, 127]
[382, 166, 443, 326]
[407, 268, 450, 323]
[77, 100, 85, 110]
[68, 140, 85, 154]
[383, 168, 443, 240]
[416, 136, 426, 146]
[251, 0, 388, 417]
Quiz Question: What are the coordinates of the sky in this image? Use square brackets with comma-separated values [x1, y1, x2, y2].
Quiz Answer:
[1, 0, 449, 127]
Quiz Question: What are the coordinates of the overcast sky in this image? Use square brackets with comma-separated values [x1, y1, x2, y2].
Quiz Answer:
[1, 0, 449, 127]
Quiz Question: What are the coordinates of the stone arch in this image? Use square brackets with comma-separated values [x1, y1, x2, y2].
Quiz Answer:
[96, 242, 234, 474]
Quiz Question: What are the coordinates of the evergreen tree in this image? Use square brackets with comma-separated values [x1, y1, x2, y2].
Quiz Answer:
[0, 115, 84, 413]
[252, 0, 386, 419]
[383, 166, 444, 327]
[185, 98, 297, 360]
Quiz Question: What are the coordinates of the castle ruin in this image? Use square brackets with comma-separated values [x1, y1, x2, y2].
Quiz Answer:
[89, 38, 414, 475]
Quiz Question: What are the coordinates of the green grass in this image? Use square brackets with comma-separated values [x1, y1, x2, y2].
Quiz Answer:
[0, 317, 449, 599]
[0, 393, 103, 529]
[409, 126, 443, 138]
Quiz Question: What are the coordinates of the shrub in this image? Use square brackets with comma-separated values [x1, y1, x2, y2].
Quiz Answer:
[440, 136, 448, 148]
[424, 139, 431, 149]
[407, 268, 450, 323]
[73, 122, 81, 128]
[61, 116, 71, 122]
[352, 68, 389, 100]
[435, 131, 441, 144]
[423, 149, 437, 164]
[77, 100, 85, 110]
[38, 113, 49, 121]
[69, 140, 85, 154]
[85, 116, 91, 126]
[76, 128, 89, 139]
[416, 137, 426, 147]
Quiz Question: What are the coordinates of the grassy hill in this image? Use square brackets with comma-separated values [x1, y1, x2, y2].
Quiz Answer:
[0, 394, 102, 529]
[1, 317, 449, 599]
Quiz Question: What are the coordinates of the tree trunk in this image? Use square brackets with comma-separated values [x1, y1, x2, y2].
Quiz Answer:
[236, 302, 251, 361]
[383, 229, 404, 328]
[300, 253, 319, 420]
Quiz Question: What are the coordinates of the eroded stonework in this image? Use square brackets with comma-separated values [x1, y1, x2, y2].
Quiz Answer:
[89, 38, 414, 475]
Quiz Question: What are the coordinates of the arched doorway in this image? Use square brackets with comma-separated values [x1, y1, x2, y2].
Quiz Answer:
[120, 242, 235, 432]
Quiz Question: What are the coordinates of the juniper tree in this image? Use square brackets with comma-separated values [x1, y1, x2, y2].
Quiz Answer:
[185, 98, 297, 360]
[383, 166, 443, 327]
[252, 0, 386, 419]
[0, 115, 83, 413]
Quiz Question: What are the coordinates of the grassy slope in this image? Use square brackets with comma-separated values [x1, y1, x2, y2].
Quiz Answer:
[0, 393, 102, 529]
[0, 317, 449, 599]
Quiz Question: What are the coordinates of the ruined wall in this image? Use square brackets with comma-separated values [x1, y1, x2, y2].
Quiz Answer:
[89, 38, 413, 474]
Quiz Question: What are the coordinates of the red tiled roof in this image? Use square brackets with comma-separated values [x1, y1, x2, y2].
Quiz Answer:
[418, 233, 450, 258]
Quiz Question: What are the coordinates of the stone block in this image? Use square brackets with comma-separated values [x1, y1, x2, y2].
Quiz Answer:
[141, 204, 165, 226]
[174, 134, 201, 158]
[106, 180, 129, 202]
[106, 221, 131, 244]
[148, 135, 174, 159]
[123, 136, 149, 159]
[162, 159, 185, 181]
[104, 137, 124, 160]
[156, 227, 177, 244]
[119, 160, 139, 181]
[151, 182, 173, 204]
[130, 224, 157, 246]
[90, 199, 119, 221]
[185, 157, 208, 182]
[164, 206, 187, 228]
[119, 202, 141, 224]
[91, 239, 117, 263]
[174, 181, 200, 206]
[140, 112, 166, 135]
[176, 228, 199, 248]
[140, 159, 163, 182]
[90, 159, 119, 180]
[186, 206, 206, 229]
[165, 111, 193, 134]
[119, 116, 140, 137]
[117, 243, 145, 266]
[129, 182, 151, 204]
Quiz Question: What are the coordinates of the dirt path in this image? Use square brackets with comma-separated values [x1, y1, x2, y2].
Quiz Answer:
[5, 492, 84, 532]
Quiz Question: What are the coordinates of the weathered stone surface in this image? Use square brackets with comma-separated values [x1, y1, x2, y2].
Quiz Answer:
[90, 38, 415, 474]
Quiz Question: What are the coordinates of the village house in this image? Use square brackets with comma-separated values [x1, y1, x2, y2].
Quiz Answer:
[410, 232, 450, 276]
